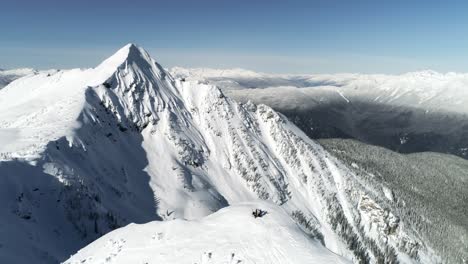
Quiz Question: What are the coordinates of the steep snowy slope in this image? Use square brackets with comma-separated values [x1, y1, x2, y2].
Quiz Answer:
[231, 88, 468, 158]
[0, 45, 442, 263]
[319, 138, 468, 264]
[0, 68, 37, 89]
[65, 202, 350, 264]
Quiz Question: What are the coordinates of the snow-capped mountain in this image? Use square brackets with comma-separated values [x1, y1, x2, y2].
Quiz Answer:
[0, 68, 37, 89]
[172, 68, 468, 159]
[0, 45, 452, 263]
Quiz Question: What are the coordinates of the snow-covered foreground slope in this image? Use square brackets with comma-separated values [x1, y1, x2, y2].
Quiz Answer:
[0, 45, 444, 263]
[0, 68, 37, 89]
[65, 202, 349, 264]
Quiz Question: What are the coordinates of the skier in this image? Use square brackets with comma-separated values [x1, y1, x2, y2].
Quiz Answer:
[252, 209, 267, 218]
[252, 209, 258, 218]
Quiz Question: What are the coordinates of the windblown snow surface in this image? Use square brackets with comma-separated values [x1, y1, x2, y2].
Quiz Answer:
[0, 45, 447, 263]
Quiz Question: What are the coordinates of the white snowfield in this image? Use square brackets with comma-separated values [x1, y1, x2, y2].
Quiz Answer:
[65, 202, 349, 264]
[0, 44, 441, 263]
[171, 67, 468, 114]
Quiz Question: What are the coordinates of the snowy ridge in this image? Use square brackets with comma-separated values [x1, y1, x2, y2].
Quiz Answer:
[0, 45, 440, 263]
[65, 202, 350, 264]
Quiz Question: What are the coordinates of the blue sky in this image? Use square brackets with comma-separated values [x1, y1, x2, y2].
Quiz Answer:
[1, 0, 468, 73]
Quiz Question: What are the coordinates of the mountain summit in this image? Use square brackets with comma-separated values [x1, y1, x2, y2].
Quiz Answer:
[0, 45, 444, 263]
[95, 43, 162, 74]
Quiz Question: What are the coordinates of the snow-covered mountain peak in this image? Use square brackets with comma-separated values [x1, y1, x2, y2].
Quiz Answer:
[90, 44, 169, 95]
[95, 43, 159, 73]
[0, 44, 176, 160]
[100, 43, 143, 64]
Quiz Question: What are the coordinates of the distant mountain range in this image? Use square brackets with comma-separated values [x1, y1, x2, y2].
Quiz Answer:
[0, 68, 36, 89]
[172, 67, 468, 159]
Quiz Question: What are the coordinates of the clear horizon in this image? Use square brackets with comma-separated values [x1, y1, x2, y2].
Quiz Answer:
[2, 0, 468, 74]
